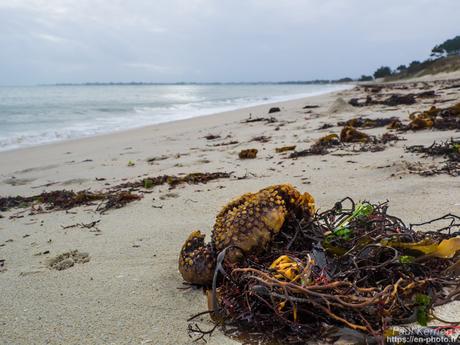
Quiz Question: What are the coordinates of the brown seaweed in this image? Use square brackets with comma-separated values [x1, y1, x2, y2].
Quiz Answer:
[0, 172, 232, 215]
[250, 135, 271, 143]
[276, 145, 297, 153]
[406, 139, 460, 176]
[187, 198, 460, 344]
[338, 116, 400, 129]
[405, 102, 460, 131]
[241, 116, 277, 124]
[239, 149, 258, 159]
[340, 126, 371, 143]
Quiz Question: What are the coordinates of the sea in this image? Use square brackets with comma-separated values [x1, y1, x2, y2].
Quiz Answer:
[0, 83, 350, 151]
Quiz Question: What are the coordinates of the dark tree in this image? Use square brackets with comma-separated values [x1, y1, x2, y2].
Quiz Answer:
[432, 35, 460, 56]
[373, 66, 392, 79]
[358, 75, 373, 81]
[396, 64, 407, 72]
[408, 60, 420, 69]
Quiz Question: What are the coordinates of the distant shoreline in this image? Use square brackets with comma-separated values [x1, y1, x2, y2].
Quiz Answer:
[0, 83, 351, 152]
[47, 80, 353, 87]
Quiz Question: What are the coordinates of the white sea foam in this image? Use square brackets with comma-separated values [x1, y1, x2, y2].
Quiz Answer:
[0, 83, 351, 151]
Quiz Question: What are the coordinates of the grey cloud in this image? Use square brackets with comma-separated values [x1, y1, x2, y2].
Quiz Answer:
[0, 0, 459, 84]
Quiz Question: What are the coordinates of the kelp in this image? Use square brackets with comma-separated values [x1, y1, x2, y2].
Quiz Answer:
[241, 116, 277, 124]
[210, 140, 239, 147]
[338, 116, 400, 129]
[406, 139, 460, 161]
[340, 126, 371, 143]
[239, 149, 258, 159]
[406, 139, 460, 176]
[348, 91, 435, 108]
[0, 190, 140, 214]
[289, 134, 339, 158]
[289, 132, 402, 158]
[116, 172, 232, 190]
[187, 199, 460, 344]
[349, 94, 416, 107]
[405, 102, 460, 131]
[204, 134, 221, 140]
[250, 135, 271, 143]
[276, 145, 297, 153]
[0, 172, 232, 214]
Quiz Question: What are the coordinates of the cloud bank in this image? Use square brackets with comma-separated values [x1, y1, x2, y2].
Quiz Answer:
[0, 0, 459, 84]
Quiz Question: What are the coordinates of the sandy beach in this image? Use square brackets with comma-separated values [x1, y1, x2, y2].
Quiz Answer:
[1, 77, 459, 345]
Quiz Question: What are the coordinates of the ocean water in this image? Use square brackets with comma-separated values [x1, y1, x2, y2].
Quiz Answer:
[0, 83, 349, 151]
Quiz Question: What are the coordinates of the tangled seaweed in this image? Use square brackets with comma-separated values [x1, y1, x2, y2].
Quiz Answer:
[189, 199, 460, 344]
[0, 190, 141, 214]
[406, 139, 460, 176]
[117, 172, 232, 190]
[289, 131, 403, 159]
[338, 116, 400, 129]
[239, 149, 258, 159]
[0, 172, 232, 215]
[406, 103, 460, 131]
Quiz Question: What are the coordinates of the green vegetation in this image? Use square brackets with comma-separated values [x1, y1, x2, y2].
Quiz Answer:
[368, 35, 460, 81]
[373, 66, 392, 79]
[358, 75, 373, 81]
[431, 35, 460, 57]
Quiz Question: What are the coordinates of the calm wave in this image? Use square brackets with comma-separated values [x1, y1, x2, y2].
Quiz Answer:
[0, 84, 350, 151]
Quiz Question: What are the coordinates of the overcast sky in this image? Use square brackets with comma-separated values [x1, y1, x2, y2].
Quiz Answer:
[0, 0, 459, 85]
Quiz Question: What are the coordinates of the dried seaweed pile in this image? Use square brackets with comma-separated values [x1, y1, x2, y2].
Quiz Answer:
[288, 130, 402, 158]
[337, 116, 400, 129]
[0, 190, 141, 214]
[115, 172, 232, 190]
[201, 199, 460, 344]
[0, 172, 231, 215]
[405, 102, 460, 131]
[406, 139, 460, 176]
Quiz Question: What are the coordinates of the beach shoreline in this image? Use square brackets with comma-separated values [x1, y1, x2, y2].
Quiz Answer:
[0, 83, 351, 153]
[0, 75, 459, 345]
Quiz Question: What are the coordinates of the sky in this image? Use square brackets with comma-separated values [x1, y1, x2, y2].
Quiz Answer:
[0, 0, 459, 85]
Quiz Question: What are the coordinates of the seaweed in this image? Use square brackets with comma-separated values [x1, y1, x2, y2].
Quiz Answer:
[211, 141, 239, 147]
[338, 116, 400, 129]
[269, 107, 281, 114]
[242, 116, 277, 124]
[349, 91, 434, 108]
[250, 135, 271, 143]
[0, 172, 232, 214]
[204, 134, 221, 140]
[239, 149, 258, 159]
[276, 146, 297, 153]
[116, 172, 232, 190]
[188, 199, 460, 344]
[405, 103, 460, 131]
[289, 134, 339, 158]
[405, 139, 460, 176]
[340, 126, 371, 143]
[0, 190, 139, 215]
[318, 123, 334, 130]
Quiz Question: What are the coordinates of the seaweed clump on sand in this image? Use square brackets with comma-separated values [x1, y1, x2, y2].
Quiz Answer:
[406, 139, 460, 176]
[406, 102, 460, 131]
[239, 149, 258, 159]
[117, 172, 232, 190]
[0, 190, 141, 215]
[289, 131, 402, 158]
[338, 116, 400, 129]
[289, 134, 340, 158]
[0, 172, 232, 215]
[182, 190, 460, 344]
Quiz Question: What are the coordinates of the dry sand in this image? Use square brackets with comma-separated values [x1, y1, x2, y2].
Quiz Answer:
[0, 77, 459, 344]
